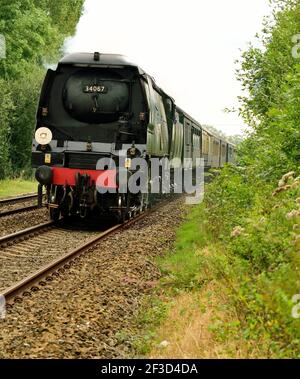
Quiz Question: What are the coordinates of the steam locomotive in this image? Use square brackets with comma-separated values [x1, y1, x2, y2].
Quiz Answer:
[32, 52, 235, 221]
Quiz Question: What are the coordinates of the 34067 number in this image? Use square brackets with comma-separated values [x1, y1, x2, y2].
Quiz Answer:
[83, 85, 108, 93]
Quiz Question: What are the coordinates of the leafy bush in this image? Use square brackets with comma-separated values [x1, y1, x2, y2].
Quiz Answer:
[189, 169, 300, 357]
[0, 78, 13, 178]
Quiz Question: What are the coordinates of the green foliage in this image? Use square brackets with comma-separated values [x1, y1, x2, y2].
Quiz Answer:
[158, 205, 209, 291]
[224, 179, 300, 357]
[0, 178, 37, 197]
[237, 0, 300, 181]
[0, 78, 13, 178]
[204, 165, 262, 237]
[157, 170, 300, 357]
[198, 0, 300, 352]
[34, 0, 84, 38]
[9, 65, 46, 173]
[0, 0, 84, 177]
[0, 0, 84, 77]
[237, 0, 300, 127]
[117, 295, 170, 356]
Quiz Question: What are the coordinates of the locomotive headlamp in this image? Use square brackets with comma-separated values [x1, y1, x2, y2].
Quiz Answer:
[35, 127, 52, 146]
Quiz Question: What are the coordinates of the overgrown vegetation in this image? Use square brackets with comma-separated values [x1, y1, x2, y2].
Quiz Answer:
[134, 0, 300, 358]
[134, 169, 300, 358]
[0, 0, 84, 178]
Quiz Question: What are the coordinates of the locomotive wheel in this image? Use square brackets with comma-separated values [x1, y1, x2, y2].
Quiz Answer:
[117, 194, 130, 223]
[49, 207, 60, 222]
[61, 191, 75, 219]
[48, 185, 61, 222]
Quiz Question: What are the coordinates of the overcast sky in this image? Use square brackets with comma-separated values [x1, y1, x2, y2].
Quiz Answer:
[65, 0, 272, 136]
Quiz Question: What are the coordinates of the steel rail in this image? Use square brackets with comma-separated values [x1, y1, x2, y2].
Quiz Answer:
[0, 194, 37, 205]
[0, 220, 55, 248]
[1, 212, 147, 305]
[0, 195, 178, 305]
[0, 205, 38, 218]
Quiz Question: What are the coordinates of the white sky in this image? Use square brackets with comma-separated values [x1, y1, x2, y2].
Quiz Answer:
[65, 0, 272, 136]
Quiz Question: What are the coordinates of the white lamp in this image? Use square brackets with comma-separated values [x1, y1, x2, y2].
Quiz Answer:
[35, 127, 52, 145]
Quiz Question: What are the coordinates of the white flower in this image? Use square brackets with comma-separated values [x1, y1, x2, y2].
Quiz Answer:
[231, 226, 245, 237]
[282, 171, 295, 183]
[286, 210, 300, 219]
[158, 340, 170, 349]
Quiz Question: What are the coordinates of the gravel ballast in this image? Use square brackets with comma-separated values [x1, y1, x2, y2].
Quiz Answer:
[0, 208, 49, 237]
[0, 198, 185, 358]
[0, 225, 105, 293]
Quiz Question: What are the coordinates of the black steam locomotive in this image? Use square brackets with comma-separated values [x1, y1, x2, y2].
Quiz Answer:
[32, 52, 235, 221]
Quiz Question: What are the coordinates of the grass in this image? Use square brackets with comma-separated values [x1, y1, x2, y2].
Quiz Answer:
[129, 168, 300, 358]
[0, 179, 37, 198]
[147, 283, 267, 359]
[157, 205, 210, 291]
[131, 202, 276, 358]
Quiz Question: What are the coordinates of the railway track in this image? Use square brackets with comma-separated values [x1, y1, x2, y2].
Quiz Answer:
[0, 193, 37, 205]
[0, 193, 39, 218]
[0, 210, 151, 307]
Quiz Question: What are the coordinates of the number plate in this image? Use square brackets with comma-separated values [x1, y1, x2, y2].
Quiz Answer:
[45, 154, 51, 164]
[83, 85, 108, 94]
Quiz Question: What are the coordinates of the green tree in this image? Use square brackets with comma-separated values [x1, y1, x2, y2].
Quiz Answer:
[0, 0, 84, 176]
[8, 64, 46, 173]
[236, 0, 300, 181]
[237, 0, 300, 129]
[0, 78, 13, 178]
[34, 0, 84, 38]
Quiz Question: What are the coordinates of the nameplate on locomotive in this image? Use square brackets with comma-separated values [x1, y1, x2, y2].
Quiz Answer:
[83, 85, 108, 94]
